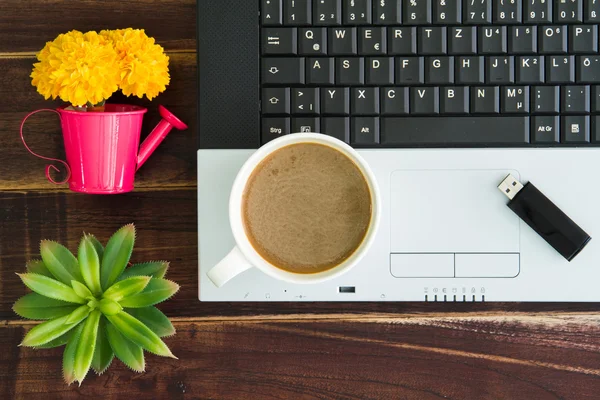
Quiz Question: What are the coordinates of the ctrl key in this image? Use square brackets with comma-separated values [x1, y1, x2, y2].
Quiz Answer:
[262, 118, 290, 144]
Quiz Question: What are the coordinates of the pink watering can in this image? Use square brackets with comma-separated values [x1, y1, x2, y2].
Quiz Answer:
[20, 104, 188, 194]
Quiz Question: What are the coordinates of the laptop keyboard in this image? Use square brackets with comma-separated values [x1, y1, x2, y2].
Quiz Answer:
[259, 0, 600, 147]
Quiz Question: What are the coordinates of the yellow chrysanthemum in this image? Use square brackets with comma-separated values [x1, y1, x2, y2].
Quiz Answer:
[31, 30, 121, 107]
[101, 28, 170, 101]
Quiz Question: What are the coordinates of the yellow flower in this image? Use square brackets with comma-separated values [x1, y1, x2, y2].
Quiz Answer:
[101, 28, 170, 100]
[31, 30, 120, 107]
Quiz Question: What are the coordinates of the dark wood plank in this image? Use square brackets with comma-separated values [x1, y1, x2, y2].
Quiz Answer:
[2, 190, 600, 322]
[2, 314, 600, 399]
[0, 0, 196, 52]
[0, 53, 197, 190]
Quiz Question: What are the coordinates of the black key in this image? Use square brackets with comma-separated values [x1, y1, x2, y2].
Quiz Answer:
[321, 117, 350, 142]
[449, 27, 477, 55]
[569, 25, 597, 53]
[410, 87, 440, 114]
[336, 58, 365, 85]
[593, 115, 600, 141]
[366, 57, 394, 85]
[262, 0, 283, 25]
[344, 0, 372, 25]
[556, 0, 583, 22]
[465, 0, 492, 24]
[502, 86, 529, 113]
[441, 86, 469, 114]
[426, 57, 454, 84]
[486, 56, 515, 84]
[262, 58, 305, 85]
[389, 27, 417, 55]
[539, 26, 568, 54]
[532, 86, 560, 113]
[396, 57, 425, 84]
[321, 87, 350, 115]
[351, 117, 380, 144]
[433, 0, 462, 24]
[547, 56, 575, 83]
[561, 85, 590, 113]
[307, 57, 335, 85]
[381, 87, 410, 115]
[381, 116, 529, 145]
[329, 28, 357, 55]
[375, 0, 401, 24]
[284, 0, 312, 25]
[299, 28, 327, 55]
[532, 116, 560, 143]
[262, 117, 290, 143]
[577, 56, 600, 82]
[292, 117, 320, 133]
[562, 116, 590, 143]
[292, 88, 320, 115]
[479, 26, 507, 54]
[524, 0, 552, 23]
[516, 56, 544, 84]
[314, 0, 342, 25]
[352, 88, 379, 115]
[593, 85, 600, 111]
[585, 0, 600, 22]
[404, 0, 432, 25]
[471, 86, 500, 113]
[262, 28, 297, 55]
[456, 56, 485, 84]
[494, 0, 522, 23]
[418, 27, 447, 55]
[509, 26, 537, 54]
[359, 27, 386, 55]
[262, 88, 291, 114]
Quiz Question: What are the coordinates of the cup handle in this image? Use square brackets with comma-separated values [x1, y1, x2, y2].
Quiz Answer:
[207, 246, 253, 287]
[20, 109, 71, 184]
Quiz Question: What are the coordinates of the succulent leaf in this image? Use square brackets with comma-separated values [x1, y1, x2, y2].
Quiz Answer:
[100, 224, 135, 291]
[119, 278, 180, 308]
[13, 293, 79, 320]
[98, 298, 123, 316]
[106, 322, 145, 372]
[20, 309, 87, 347]
[65, 305, 91, 325]
[78, 236, 102, 296]
[106, 311, 176, 358]
[118, 261, 169, 281]
[74, 310, 101, 385]
[102, 276, 150, 302]
[17, 273, 85, 304]
[71, 280, 93, 300]
[87, 234, 104, 261]
[40, 240, 83, 285]
[26, 259, 53, 278]
[126, 307, 175, 337]
[92, 318, 114, 375]
[63, 323, 84, 385]
[36, 331, 71, 349]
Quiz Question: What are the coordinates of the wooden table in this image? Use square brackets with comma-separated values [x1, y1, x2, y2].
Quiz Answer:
[1, 1, 600, 398]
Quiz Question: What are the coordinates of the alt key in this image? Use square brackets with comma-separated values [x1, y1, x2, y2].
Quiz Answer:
[262, 117, 290, 144]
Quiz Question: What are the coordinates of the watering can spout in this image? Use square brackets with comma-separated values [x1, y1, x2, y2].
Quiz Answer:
[137, 105, 188, 170]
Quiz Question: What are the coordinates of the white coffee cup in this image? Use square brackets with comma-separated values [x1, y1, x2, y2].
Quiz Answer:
[207, 133, 381, 287]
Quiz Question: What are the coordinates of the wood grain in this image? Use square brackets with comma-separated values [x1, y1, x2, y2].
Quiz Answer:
[0, 0, 196, 53]
[2, 313, 600, 399]
[0, 53, 197, 190]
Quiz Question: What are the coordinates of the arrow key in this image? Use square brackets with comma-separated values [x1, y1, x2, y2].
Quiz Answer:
[262, 88, 290, 115]
[262, 58, 305, 85]
[292, 88, 320, 115]
[532, 116, 559, 144]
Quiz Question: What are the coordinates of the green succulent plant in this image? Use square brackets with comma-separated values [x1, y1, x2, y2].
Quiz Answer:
[12, 224, 180, 385]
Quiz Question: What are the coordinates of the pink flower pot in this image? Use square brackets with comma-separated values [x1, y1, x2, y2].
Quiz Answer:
[20, 104, 188, 194]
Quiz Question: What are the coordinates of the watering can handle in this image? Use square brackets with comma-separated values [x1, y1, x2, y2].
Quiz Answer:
[20, 109, 71, 185]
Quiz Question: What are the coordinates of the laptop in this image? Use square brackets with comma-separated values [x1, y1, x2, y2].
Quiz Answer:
[197, 0, 600, 302]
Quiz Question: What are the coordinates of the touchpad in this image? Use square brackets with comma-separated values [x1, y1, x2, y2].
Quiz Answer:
[390, 170, 520, 253]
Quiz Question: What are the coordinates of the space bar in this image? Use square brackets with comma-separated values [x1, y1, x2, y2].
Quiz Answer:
[381, 117, 530, 145]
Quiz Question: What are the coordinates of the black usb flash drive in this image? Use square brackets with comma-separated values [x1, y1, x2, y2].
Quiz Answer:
[498, 174, 591, 261]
